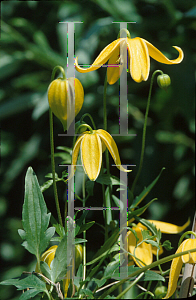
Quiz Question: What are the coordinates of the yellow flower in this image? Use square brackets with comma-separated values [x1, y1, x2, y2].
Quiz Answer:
[164, 238, 196, 299]
[71, 129, 131, 181]
[75, 35, 183, 84]
[35, 244, 83, 298]
[127, 219, 190, 268]
[48, 77, 84, 131]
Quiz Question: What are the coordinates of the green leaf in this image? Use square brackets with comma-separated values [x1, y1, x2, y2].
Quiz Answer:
[18, 167, 55, 260]
[40, 261, 52, 281]
[50, 234, 71, 283]
[129, 198, 157, 220]
[75, 211, 89, 236]
[77, 221, 95, 236]
[105, 187, 112, 225]
[130, 168, 165, 209]
[112, 265, 165, 282]
[19, 289, 41, 300]
[162, 240, 173, 251]
[80, 288, 93, 298]
[135, 217, 162, 242]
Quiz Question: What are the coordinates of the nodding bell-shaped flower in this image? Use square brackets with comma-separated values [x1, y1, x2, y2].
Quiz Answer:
[75, 30, 183, 84]
[71, 129, 131, 181]
[35, 244, 83, 298]
[164, 238, 196, 299]
[127, 219, 190, 268]
[48, 77, 84, 131]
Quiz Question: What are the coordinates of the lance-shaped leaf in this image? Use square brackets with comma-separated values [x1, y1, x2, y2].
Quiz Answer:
[50, 234, 72, 283]
[18, 167, 55, 261]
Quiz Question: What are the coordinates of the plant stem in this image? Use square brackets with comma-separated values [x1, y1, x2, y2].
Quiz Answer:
[116, 272, 145, 299]
[103, 72, 112, 238]
[49, 108, 63, 227]
[80, 113, 96, 130]
[131, 70, 163, 195]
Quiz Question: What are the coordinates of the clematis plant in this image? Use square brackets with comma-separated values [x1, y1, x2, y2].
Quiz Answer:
[75, 29, 184, 84]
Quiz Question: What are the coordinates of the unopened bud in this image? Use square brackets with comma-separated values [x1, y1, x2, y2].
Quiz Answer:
[157, 74, 171, 91]
[48, 77, 84, 131]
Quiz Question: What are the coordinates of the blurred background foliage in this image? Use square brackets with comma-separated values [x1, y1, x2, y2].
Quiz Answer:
[0, 0, 195, 299]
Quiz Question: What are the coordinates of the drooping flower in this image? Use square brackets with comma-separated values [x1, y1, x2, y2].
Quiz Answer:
[71, 129, 131, 181]
[75, 32, 183, 84]
[127, 219, 190, 268]
[35, 244, 83, 298]
[48, 77, 84, 131]
[163, 238, 196, 299]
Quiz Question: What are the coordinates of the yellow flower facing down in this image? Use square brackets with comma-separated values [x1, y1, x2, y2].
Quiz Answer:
[35, 244, 83, 298]
[75, 35, 183, 84]
[164, 238, 196, 299]
[127, 219, 190, 268]
[71, 129, 131, 181]
[48, 77, 84, 131]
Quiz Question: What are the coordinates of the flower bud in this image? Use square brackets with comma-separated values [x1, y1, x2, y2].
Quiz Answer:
[154, 286, 167, 298]
[157, 74, 171, 91]
[48, 77, 84, 131]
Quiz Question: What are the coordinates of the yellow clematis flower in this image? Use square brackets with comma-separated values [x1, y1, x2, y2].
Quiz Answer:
[71, 129, 131, 181]
[164, 238, 196, 299]
[75, 35, 183, 84]
[35, 244, 83, 298]
[127, 219, 190, 268]
[48, 77, 84, 131]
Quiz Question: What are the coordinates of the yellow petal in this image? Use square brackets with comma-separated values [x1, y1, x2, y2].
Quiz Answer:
[69, 134, 85, 180]
[107, 39, 127, 84]
[81, 132, 102, 181]
[142, 38, 184, 64]
[181, 239, 196, 264]
[127, 227, 152, 267]
[147, 218, 190, 234]
[75, 39, 122, 73]
[127, 37, 150, 82]
[96, 129, 131, 173]
[35, 245, 57, 272]
[163, 242, 184, 299]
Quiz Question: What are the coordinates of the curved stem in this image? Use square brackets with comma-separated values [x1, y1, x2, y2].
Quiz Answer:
[72, 124, 93, 149]
[51, 65, 66, 81]
[178, 231, 196, 247]
[49, 108, 63, 227]
[131, 70, 163, 194]
[80, 113, 97, 130]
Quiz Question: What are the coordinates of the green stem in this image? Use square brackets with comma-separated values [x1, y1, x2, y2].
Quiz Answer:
[98, 247, 196, 299]
[80, 113, 97, 130]
[72, 124, 93, 149]
[131, 70, 163, 194]
[103, 72, 113, 239]
[178, 231, 196, 247]
[49, 108, 63, 227]
[51, 65, 66, 80]
[116, 272, 145, 299]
